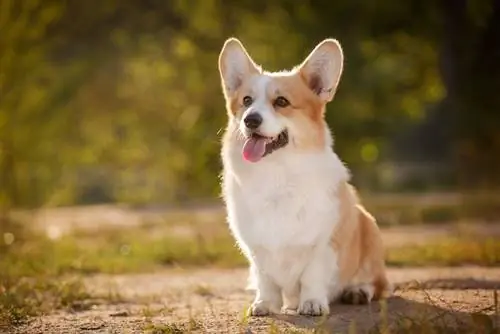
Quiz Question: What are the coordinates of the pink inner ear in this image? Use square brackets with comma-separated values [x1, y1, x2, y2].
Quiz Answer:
[308, 74, 323, 95]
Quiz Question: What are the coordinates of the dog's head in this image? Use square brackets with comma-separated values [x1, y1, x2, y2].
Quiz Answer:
[218, 38, 344, 163]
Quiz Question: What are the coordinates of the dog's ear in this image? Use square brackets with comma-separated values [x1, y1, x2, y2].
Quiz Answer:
[218, 38, 260, 97]
[298, 39, 344, 102]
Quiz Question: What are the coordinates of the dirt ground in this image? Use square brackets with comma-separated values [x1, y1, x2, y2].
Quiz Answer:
[9, 205, 500, 333]
[13, 266, 500, 334]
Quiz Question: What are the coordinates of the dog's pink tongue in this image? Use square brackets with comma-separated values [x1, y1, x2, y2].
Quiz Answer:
[242, 137, 266, 162]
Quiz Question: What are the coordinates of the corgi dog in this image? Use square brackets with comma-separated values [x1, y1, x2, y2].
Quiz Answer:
[218, 37, 391, 317]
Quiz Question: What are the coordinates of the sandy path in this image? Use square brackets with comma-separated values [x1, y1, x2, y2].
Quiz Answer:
[10, 204, 500, 333]
[15, 267, 500, 334]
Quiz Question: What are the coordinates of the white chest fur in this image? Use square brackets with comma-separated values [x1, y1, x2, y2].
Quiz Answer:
[222, 144, 349, 289]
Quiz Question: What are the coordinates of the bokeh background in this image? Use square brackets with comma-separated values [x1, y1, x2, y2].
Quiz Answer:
[1, 1, 500, 331]
[1, 0, 500, 216]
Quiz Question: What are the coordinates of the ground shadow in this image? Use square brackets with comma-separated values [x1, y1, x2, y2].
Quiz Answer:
[394, 278, 500, 291]
[269, 278, 500, 333]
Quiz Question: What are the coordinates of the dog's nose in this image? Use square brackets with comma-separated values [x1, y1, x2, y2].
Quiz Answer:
[244, 113, 263, 129]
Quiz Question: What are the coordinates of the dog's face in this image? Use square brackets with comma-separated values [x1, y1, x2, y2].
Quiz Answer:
[218, 38, 344, 163]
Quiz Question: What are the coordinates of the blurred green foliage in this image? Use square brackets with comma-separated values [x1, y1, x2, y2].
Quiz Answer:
[0, 0, 499, 208]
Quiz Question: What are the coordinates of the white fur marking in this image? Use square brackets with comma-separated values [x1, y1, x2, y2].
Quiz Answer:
[239, 76, 285, 138]
[222, 125, 350, 313]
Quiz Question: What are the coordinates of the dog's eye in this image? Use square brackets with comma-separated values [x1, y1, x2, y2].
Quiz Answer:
[274, 96, 290, 108]
[242, 96, 253, 107]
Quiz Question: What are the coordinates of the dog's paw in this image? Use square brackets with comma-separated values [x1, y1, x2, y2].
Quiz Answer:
[281, 305, 297, 315]
[281, 295, 299, 314]
[340, 286, 371, 305]
[248, 301, 272, 317]
[298, 299, 329, 317]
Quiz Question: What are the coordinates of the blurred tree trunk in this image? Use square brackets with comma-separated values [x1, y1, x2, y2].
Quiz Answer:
[439, 0, 500, 189]
[0, 140, 15, 222]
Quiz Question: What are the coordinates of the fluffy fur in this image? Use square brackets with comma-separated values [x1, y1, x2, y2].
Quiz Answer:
[218, 37, 392, 317]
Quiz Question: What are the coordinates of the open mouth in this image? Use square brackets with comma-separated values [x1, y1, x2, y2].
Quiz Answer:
[242, 130, 289, 163]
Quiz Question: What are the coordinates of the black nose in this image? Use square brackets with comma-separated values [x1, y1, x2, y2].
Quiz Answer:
[244, 113, 263, 129]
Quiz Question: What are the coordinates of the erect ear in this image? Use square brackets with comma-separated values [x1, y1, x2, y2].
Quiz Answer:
[298, 39, 344, 102]
[218, 38, 260, 97]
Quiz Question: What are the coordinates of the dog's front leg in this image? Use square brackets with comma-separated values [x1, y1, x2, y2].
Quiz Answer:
[297, 248, 335, 316]
[282, 284, 300, 313]
[248, 264, 282, 316]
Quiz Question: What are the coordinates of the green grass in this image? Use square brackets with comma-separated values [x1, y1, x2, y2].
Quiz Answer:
[2, 220, 500, 278]
[1, 227, 246, 276]
[0, 246, 95, 330]
[387, 237, 500, 267]
[0, 276, 90, 328]
[144, 319, 203, 334]
[0, 220, 120, 330]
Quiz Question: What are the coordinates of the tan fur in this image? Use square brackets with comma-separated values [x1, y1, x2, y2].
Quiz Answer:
[226, 72, 327, 150]
[331, 182, 391, 300]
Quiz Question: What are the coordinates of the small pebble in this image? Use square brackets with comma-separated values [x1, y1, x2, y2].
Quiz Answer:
[109, 311, 129, 317]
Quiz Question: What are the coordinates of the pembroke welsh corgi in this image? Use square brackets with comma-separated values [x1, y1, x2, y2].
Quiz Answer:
[218, 37, 391, 317]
